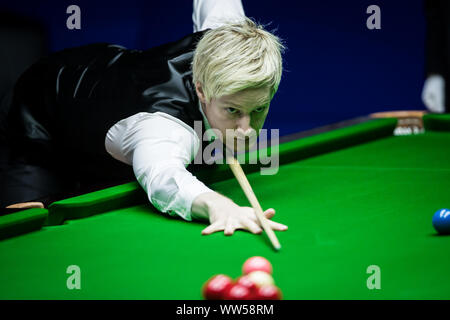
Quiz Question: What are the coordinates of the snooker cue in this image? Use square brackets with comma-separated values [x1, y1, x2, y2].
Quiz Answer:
[226, 155, 282, 251]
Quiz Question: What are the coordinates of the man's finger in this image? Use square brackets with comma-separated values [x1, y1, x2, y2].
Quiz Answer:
[263, 208, 276, 219]
[267, 220, 288, 231]
[242, 218, 263, 234]
[202, 221, 224, 235]
[224, 220, 235, 236]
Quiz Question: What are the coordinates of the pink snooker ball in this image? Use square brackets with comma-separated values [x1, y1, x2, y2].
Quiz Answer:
[242, 256, 273, 275]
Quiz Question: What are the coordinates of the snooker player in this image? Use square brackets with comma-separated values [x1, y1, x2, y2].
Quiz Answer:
[1, 0, 288, 236]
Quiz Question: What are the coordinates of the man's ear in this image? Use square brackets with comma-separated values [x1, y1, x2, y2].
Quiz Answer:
[195, 82, 206, 103]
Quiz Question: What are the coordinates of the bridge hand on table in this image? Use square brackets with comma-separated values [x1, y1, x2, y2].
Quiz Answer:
[202, 206, 288, 236]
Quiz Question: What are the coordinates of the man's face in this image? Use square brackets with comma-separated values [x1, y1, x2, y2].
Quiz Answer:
[196, 84, 271, 152]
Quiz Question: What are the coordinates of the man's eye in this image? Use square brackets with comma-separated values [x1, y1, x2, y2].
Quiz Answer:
[227, 107, 239, 114]
[254, 107, 266, 113]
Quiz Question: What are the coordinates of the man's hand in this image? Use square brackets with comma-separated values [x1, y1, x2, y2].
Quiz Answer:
[191, 192, 288, 235]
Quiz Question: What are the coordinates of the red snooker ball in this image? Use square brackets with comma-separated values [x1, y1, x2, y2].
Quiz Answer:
[202, 274, 233, 300]
[255, 285, 282, 300]
[236, 275, 258, 294]
[223, 284, 253, 300]
[242, 256, 273, 275]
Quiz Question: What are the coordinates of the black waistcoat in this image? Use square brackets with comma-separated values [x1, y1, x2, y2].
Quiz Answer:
[7, 30, 207, 172]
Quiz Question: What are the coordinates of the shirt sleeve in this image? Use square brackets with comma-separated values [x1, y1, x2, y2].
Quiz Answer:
[105, 112, 214, 221]
[192, 0, 246, 32]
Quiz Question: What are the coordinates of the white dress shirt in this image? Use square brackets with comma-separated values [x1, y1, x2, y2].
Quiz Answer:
[105, 0, 245, 221]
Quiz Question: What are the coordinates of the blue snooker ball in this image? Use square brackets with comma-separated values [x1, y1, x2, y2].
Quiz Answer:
[432, 208, 450, 235]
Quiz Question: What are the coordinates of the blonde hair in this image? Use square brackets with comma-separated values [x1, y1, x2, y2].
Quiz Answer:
[192, 17, 285, 103]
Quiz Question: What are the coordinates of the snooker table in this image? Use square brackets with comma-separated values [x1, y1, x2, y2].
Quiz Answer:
[1, 113, 450, 300]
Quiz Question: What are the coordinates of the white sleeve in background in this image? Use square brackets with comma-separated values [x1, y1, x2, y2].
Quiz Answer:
[422, 75, 446, 113]
[192, 0, 246, 32]
[105, 112, 214, 221]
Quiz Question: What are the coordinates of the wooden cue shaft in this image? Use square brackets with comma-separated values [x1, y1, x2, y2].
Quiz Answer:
[226, 156, 281, 250]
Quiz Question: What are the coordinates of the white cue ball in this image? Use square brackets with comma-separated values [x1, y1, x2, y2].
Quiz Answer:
[247, 271, 275, 287]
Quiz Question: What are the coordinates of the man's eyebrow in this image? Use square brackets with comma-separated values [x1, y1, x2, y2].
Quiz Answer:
[225, 101, 270, 108]
[225, 101, 240, 107]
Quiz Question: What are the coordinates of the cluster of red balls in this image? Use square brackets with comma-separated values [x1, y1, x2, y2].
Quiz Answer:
[202, 256, 282, 300]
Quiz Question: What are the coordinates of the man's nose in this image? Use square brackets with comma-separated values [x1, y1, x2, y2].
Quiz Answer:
[236, 114, 251, 132]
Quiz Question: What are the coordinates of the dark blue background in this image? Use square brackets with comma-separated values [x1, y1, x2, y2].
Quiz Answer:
[1, 0, 427, 136]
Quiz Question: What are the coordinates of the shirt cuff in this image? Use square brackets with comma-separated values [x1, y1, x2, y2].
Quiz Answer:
[169, 175, 214, 221]
[147, 164, 214, 222]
